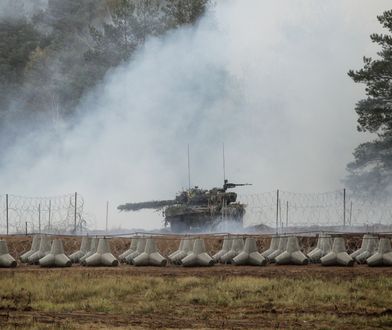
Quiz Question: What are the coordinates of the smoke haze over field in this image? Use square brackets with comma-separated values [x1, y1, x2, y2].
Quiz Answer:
[1, 0, 391, 230]
[0, 0, 48, 20]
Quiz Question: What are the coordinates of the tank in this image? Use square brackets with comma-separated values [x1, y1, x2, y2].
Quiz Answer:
[118, 180, 251, 232]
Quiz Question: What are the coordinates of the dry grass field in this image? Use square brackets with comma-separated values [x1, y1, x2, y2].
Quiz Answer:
[0, 270, 392, 329]
[1, 235, 392, 329]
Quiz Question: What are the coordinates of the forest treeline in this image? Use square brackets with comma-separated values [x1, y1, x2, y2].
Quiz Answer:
[0, 0, 209, 125]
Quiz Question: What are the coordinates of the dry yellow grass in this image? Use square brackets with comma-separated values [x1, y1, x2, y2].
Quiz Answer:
[0, 272, 391, 329]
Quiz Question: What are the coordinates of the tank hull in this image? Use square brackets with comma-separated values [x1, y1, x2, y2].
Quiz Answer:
[165, 205, 245, 232]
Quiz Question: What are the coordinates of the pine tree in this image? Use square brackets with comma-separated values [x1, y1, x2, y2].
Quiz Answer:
[346, 10, 392, 196]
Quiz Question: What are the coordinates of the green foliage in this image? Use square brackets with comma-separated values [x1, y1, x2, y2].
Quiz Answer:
[0, 0, 210, 121]
[346, 10, 392, 195]
[84, 0, 210, 71]
[0, 18, 47, 110]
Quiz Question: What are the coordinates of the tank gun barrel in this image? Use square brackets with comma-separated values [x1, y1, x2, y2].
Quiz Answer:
[118, 199, 177, 211]
[223, 180, 252, 191]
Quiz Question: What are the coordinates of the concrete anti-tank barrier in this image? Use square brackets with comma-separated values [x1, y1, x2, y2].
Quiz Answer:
[39, 239, 71, 267]
[168, 239, 184, 260]
[181, 239, 214, 267]
[232, 237, 267, 266]
[28, 236, 51, 264]
[261, 236, 279, 259]
[367, 238, 392, 267]
[119, 238, 138, 262]
[220, 237, 244, 264]
[267, 236, 288, 262]
[79, 237, 98, 263]
[321, 237, 354, 266]
[83, 238, 118, 267]
[307, 234, 332, 263]
[69, 237, 91, 263]
[20, 235, 40, 263]
[169, 238, 193, 265]
[350, 234, 373, 260]
[276, 236, 309, 265]
[0, 240, 17, 268]
[213, 236, 233, 263]
[355, 235, 379, 264]
[133, 238, 167, 266]
[80, 238, 97, 263]
[125, 238, 146, 264]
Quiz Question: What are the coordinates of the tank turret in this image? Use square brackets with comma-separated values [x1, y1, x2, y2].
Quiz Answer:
[118, 180, 251, 233]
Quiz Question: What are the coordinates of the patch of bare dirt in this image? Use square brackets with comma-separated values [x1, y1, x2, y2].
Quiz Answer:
[1, 264, 392, 280]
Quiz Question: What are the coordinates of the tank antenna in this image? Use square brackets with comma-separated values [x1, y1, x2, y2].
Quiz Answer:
[222, 142, 226, 183]
[187, 144, 191, 190]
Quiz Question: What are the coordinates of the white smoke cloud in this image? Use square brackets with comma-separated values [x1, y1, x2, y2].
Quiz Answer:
[0, 0, 48, 20]
[0, 0, 391, 230]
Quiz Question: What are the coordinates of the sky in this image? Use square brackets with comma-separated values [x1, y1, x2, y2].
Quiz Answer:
[1, 0, 392, 230]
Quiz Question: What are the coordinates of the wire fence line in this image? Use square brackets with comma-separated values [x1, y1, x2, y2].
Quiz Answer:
[0, 193, 87, 235]
[239, 189, 392, 230]
[1, 189, 392, 235]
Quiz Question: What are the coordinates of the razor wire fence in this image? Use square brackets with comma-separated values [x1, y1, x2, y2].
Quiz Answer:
[239, 189, 392, 231]
[2, 189, 392, 235]
[0, 193, 88, 235]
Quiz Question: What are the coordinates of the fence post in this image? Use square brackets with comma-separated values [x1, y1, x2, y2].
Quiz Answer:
[343, 188, 346, 227]
[105, 201, 109, 234]
[25, 221, 28, 236]
[6, 194, 8, 235]
[38, 203, 41, 233]
[48, 200, 51, 232]
[286, 201, 289, 229]
[74, 192, 77, 234]
[276, 189, 279, 235]
[279, 198, 282, 231]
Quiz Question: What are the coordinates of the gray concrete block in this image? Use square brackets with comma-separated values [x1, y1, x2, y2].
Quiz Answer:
[321, 237, 354, 266]
[69, 236, 91, 263]
[267, 236, 288, 262]
[28, 236, 51, 264]
[233, 237, 267, 266]
[133, 238, 167, 267]
[119, 238, 138, 262]
[169, 238, 193, 265]
[39, 239, 71, 267]
[367, 238, 392, 267]
[181, 239, 213, 267]
[213, 236, 233, 263]
[0, 240, 17, 268]
[125, 238, 146, 264]
[79, 237, 98, 263]
[220, 237, 244, 264]
[276, 236, 308, 265]
[307, 234, 332, 263]
[20, 235, 40, 263]
[83, 238, 118, 267]
[261, 236, 279, 258]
